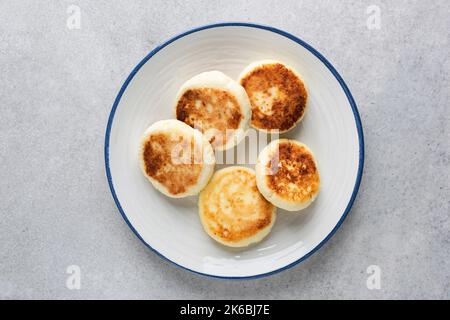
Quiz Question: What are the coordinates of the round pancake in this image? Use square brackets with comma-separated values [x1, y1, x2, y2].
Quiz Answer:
[239, 60, 308, 133]
[139, 119, 215, 198]
[199, 166, 276, 247]
[175, 71, 251, 150]
[255, 139, 320, 211]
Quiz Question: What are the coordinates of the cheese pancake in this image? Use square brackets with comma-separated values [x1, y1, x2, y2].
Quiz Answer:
[175, 71, 251, 150]
[199, 166, 276, 247]
[139, 120, 215, 198]
[256, 139, 320, 211]
[239, 60, 308, 133]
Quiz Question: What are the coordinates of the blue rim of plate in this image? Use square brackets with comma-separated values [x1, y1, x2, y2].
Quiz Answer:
[104, 22, 365, 280]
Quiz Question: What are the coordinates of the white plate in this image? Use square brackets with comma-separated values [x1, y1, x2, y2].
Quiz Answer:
[105, 23, 364, 279]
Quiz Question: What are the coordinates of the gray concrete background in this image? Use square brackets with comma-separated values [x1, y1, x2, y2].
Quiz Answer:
[0, 0, 449, 299]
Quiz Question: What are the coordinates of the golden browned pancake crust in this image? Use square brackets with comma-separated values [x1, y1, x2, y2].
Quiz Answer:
[142, 133, 203, 195]
[176, 88, 243, 146]
[266, 141, 319, 203]
[200, 168, 274, 243]
[240, 63, 307, 131]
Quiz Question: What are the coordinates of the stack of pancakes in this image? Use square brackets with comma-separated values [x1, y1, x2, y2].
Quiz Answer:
[139, 60, 320, 248]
